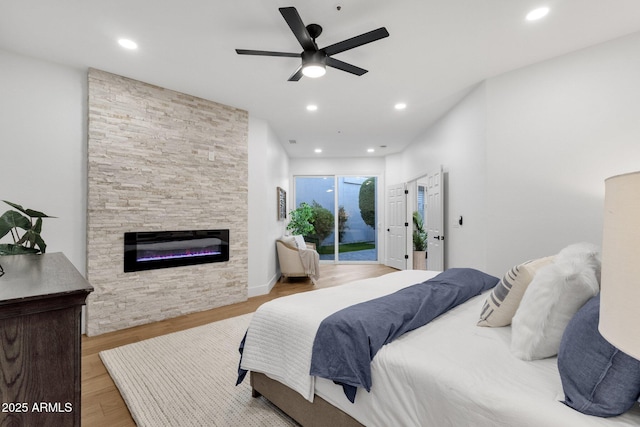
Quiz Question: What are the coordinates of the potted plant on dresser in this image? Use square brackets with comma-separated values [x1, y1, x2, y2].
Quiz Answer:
[0, 200, 54, 255]
[412, 211, 427, 270]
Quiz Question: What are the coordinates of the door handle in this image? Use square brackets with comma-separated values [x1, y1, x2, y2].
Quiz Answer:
[433, 235, 444, 241]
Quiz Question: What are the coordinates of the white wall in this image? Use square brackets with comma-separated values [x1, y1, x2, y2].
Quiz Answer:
[248, 117, 289, 296]
[0, 50, 87, 274]
[392, 31, 640, 277]
[388, 84, 488, 271]
[484, 32, 640, 275]
[291, 157, 386, 180]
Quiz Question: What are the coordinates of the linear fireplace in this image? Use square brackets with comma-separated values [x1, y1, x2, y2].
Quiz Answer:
[124, 229, 229, 272]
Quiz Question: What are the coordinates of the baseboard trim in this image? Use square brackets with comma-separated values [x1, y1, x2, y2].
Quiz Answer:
[247, 272, 279, 297]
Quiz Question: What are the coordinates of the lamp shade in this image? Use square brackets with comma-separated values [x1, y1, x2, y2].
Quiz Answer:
[599, 171, 640, 359]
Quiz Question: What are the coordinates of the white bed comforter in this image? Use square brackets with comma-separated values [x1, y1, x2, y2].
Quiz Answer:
[240, 269, 439, 402]
[315, 293, 640, 427]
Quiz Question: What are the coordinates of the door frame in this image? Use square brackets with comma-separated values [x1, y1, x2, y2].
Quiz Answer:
[405, 166, 445, 271]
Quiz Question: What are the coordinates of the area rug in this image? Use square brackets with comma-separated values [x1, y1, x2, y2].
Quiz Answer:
[100, 313, 298, 426]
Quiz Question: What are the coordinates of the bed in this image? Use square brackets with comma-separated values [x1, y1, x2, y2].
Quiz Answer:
[238, 254, 640, 426]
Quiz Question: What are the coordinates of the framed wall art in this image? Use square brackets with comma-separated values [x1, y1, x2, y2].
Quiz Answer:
[277, 187, 287, 220]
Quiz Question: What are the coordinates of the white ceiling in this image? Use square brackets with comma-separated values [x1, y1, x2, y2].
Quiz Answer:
[2, 1, 640, 158]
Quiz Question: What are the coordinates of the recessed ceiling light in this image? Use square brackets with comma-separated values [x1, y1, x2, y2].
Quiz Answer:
[314, 148, 322, 153]
[367, 148, 375, 153]
[306, 105, 318, 111]
[395, 103, 407, 110]
[118, 38, 138, 50]
[526, 7, 549, 21]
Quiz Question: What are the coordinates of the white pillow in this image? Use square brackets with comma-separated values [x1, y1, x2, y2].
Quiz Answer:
[555, 242, 602, 284]
[477, 256, 554, 327]
[293, 235, 307, 250]
[511, 258, 599, 360]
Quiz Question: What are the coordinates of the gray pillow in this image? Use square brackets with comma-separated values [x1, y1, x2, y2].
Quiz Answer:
[558, 294, 640, 417]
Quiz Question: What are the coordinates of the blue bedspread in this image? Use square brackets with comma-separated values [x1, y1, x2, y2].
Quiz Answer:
[309, 268, 498, 402]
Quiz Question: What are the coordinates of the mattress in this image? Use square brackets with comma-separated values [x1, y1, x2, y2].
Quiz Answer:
[314, 293, 640, 427]
[242, 269, 640, 426]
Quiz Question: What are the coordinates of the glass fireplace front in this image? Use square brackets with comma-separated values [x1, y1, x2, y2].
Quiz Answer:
[124, 229, 229, 272]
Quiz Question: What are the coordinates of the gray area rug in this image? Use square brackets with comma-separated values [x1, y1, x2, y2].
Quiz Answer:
[100, 313, 298, 426]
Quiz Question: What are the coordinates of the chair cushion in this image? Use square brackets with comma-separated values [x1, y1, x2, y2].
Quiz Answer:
[293, 235, 307, 250]
[278, 236, 298, 250]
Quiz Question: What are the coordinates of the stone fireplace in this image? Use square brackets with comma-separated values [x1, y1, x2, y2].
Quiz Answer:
[86, 69, 248, 336]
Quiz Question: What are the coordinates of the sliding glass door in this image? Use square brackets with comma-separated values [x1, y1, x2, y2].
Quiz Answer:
[294, 176, 336, 261]
[294, 176, 377, 263]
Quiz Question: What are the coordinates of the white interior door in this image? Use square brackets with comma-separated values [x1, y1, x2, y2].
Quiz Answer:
[386, 183, 407, 270]
[426, 167, 444, 271]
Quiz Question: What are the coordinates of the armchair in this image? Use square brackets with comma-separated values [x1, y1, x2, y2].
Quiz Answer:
[276, 236, 319, 283]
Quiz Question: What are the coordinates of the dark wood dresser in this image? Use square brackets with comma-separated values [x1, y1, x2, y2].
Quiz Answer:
[0, 253, 93, 427]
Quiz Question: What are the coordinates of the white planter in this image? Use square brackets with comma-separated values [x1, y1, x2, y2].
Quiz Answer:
[413, 250, 427, 270]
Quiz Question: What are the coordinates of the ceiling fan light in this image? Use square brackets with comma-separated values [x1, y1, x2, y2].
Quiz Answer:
[301, 50, 327, 78]
[302, 64, 326, 78]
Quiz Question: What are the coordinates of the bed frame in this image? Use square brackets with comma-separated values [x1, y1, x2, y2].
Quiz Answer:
[250, 372, 363, 427]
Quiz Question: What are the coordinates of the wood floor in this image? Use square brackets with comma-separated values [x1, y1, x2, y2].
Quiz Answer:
[81, 264, 397, 427]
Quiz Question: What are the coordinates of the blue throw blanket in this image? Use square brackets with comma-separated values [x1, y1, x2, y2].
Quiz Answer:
[309, 268, 499, 402]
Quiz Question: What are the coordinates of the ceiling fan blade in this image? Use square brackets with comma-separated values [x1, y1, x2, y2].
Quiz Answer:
[288, 65, 304, 82]
[236, 49, 300, 58]
[279, 7, 317, 51]
[326, 57, 368, 76]
[323, 27, 389, 56]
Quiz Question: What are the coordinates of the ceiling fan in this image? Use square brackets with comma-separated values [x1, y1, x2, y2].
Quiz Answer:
[236, 7, 389, 81]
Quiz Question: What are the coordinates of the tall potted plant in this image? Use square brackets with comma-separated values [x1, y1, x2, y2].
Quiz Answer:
[286, 202, 315, 237]
[412, 211, 427, 270]
[0, 200, 54, 255]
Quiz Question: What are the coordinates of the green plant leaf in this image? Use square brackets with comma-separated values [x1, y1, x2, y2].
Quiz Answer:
[1, 202, 54, 254]
[308, 201, 334, 245]
[286, 202, 316, 237]
[412, 211, 428, 251]
[15, 224, 46, 252]
[34, 234, 47, 253]
[33, 217, 43, 233]
[358, 177, 376, 230]
[0, 243, 40, 255]
[0, 210, 31, 238]
[2, 200, 28, 215]
[19, 230, 35, 247]
[2, 200, 53, 218]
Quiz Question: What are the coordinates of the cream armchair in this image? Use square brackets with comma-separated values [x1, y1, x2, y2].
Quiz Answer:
[276, 236, 319, 283]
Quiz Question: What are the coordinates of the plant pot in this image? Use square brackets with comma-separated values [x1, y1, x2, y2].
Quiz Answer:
[413, 250, 427, 270]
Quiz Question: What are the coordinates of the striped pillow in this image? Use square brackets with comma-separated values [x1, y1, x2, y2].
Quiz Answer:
[477, 256, 553, 327]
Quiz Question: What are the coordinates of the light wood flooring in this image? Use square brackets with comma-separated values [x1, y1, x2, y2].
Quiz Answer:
[81, 264, 397, 427]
